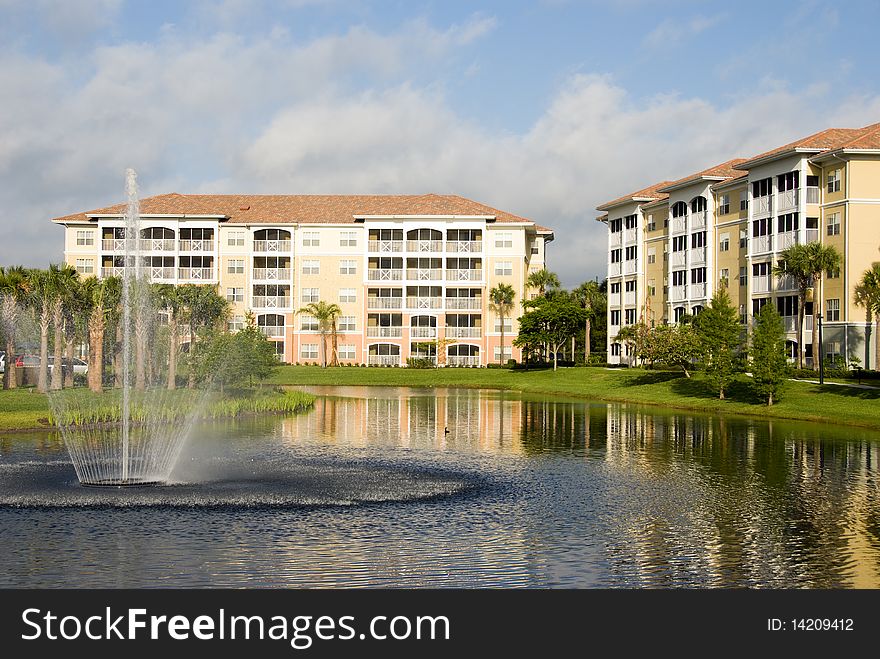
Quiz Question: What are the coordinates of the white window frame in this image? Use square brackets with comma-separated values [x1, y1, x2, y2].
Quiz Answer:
[302, 259, 320, 275]
[227, 231, 245, 247]
[338, 344, 356, 360]
[300, 343, 319, 359]
[302, 231, 320, 247]
[827, 212, 840, 236]
[226, 287, 244, 303]
[494, 232, 513, 249]
[75, 258, 94, 274]
[75, 230, 94, 246]
[495, 261, 512, 276]
[338, 316, 356, 332]
[301, 288, 320, 303]
[300, 315, 319, 331]
[227, 258, 245, 274]
[339, 231, 358, 247]
[339, 259, 357, 275]
[339, 288, 356, 303]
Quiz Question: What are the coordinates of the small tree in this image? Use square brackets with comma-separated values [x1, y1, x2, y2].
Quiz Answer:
[750, 304, 789, 406]
[514, 294, 585, 371]
[644, 322, 700, 377]
[489, 283, 515, 365]
[694, 288, 743, 399]
[854, 262, 880, 371]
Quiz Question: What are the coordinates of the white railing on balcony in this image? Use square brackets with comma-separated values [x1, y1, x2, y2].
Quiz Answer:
[805, 316, 814, 332]
[447, 355, 480, 367]
[367, 326, 403, 338]
[446, 240, 482, 253]
[776, 274, 797, 292]
[407, 268, 442, 281]
[671, 251, 686, 267]
[367, 297, 402, 309]
[753, 195, 772, 217]
[410, 327, 438, 339]
[672, 217, 686, 234]
[777, 189, 797, 212]
[446, 269, 481, 281]
[783, 316, 797, 332]
[690, 282, 707, 299]
[690, 248, 706, 265]
[406, 240, 443, 253]
[624, 228, 637, 243]
[252, 296, 291, 309]
[609, 233, 622, 248]
[624, 292, 636, 306]
[777, 231, 797, 250]
[671, 285, 687, 301]
[446, 327, 482, 338]
[609, 263, 622, 276]
[690, 210, 707, 229]
[140, 239, 176, 252]
[806, 187, 820, 204]
[753, 275, 770, 294]
[368, 240, 403, 253]
[148, 266, 176, 282]
[252, 267, 291, 281]
[608, 293, 621, 307]
[178, 267, 215, 281]
[367, 269, 403, 281]
[805, 229, 819, 243]
[368, 354, 400, 366]
[252, 239, 291, 253]
[259, 325, 285, 337]
[101, 266, 125, 278]
[178, 239, 214, 252]
[445, 297, 481, 310]
[101, 238, 122, 252]
[752, 235, 771, 253]
[407, 296, 442, 309]
[624, 260, 637, 274]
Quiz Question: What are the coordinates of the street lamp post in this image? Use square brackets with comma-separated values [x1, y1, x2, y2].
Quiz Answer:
[817, 312, 824, 385]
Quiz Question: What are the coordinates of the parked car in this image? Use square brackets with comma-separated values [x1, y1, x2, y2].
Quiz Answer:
[0, 351, 4, 374]
[12, 355, 88, 375]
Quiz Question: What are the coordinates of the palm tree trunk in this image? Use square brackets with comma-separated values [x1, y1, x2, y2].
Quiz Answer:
[797, 292, 805, 369]
[553, 343, 558, 371]
[51, 302, 63, 390]
[811, 278, 821, 371]
[584, 316, 591, 365]
[88, 307, 104, 393]
[875, 317, 880, 372]
[320, 330, 328, 367]
[167, 317, 178, 390]
[135, 309, 146, 391]
[4, 336, 16, 389]
[187, 320, 196, 389]
[38, 304, 50, 393]
[330, 320, 338, 367]
[114, 323, 123, 388]
[64, 336, 75, 388]
[499, 312, 505, 366]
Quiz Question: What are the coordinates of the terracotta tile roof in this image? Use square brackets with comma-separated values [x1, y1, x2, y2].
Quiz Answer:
[657, 158, 747, 192]
[737, 122, 880, 168]
[711, 171, 749, 189]
[596, 181, 671, 212]
[826, 122, 880, 151]
[52, 193, 550, 232]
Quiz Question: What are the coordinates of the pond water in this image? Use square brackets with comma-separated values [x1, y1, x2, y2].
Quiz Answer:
[1, 386, 879, 588]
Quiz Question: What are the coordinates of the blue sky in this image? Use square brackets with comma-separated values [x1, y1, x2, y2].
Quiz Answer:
[1, 0, 879, 284]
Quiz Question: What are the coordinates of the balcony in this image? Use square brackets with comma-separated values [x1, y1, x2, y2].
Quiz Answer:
[690, 210, 707, 230]
[608, 293, 621, 307]
[367, 326, 403, 338]
[178, 239, 214, 252]
[446, 327, 481, 338]
[410, 327, 438, 339]
[690, 282, 707, 299]
[259, 325, 285, 338]
[368, 240, 403, 253]
[777, 189, 797, 213]
[368, 354, 400, 366]
[447, 355, 480, 367]
[252, 296, 291, 309]
[446, 240, 483, 253]
[367, 269, 403, 281]
[178, 267, 215, 281]
[777, 231, 797, 250]
[445, 297, 481, 310]
[783, 316, 797, 333]
[609, 263, 622, 276]
[752, 235, 771, 254]
[140, 239, 176, 252]
[446, 269, 481, 282]
[146, 266, 176, 282]
[624, 292, 636, 306]
[805, 228, 819, 243]
[776, 274, 797, 292]
[624, 228, 637, 243]
[806, 187, 820, 204]
[406, 268, 442, 281]
[624, 260, 637, 274]
[253, 239, 291, 253]
[252, 267, 291, 281]
[367, 297, 402, 309]
[671, 217, 686, 234]
[690, 248, 706, 266]
[407, 240, 443, 253]
[671, 285, 687, 302]
[609, 232, 622, 248]
[753, 195, 772, 218]
[407, 296, 442, 309]
[753, 275, 770, 294]
[101, 238, 126, 252]
[671, 251, 686, 267]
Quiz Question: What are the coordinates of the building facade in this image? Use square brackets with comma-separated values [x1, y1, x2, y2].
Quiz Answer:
[599, 122, 880, 368]
[54, 194, 553, 366]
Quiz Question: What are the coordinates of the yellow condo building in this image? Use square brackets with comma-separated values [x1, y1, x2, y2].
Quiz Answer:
[598, 122, 880, 368]
[53, 194, 552, 367]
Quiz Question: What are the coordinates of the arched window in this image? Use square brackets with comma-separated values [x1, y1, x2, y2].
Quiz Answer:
[672, 201, 688, 218]
[673, 306, 686, 323]
[690, 196, 707, 212]
[691, 305, 704, 316]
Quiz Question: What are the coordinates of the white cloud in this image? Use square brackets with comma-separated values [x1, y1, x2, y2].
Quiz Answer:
[644, 13, 724, 49]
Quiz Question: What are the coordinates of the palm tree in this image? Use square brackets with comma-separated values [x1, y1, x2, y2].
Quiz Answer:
[48, 264, 79, 390]
[573, 280, 605, 364]
[855, 262, 880, 371]
[489, 283, 515, 365]
[81, 276, 121, 393]
[0, 266, 26, 389]
[23, 268, 53, 393]
[63, 274, 90, 388]
[526, 268, 560, 297]
[805, 242, 842, 370]
[154, 284, 183, 390]
[297, 300, 341, 368]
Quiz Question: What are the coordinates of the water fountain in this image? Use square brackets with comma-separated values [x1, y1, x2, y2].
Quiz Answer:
[49, 169, 204, 487]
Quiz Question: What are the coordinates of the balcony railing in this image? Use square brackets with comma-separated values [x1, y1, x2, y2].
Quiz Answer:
[776, 274, 797, 292]
[777, 231, 797, 250]
[753, 275, 770, 294]
[367, 297, 402, 309]
[624, 228, 637, 243]
[783, 316, 797, 332]
[252, 267, 291, 281]
[406, 240, 443, 253]
[252, 296, 291, 309]
[609, 263, 622, 276]
[690, 248, 706, 266]
[690, 282, 707, 299]
[101, 266, 125, 278]
[406, 268, 442, 281]
[805, 316, 814, 332]
[806, 187, 820, 204]
[777, 189, 798, 212]
[101, 238, 126, 252]
[446, 327, 481, 338]
[259, 325, 285, 337]
[624, 260, 637, 274]
[445, 297, 481, 310]
[368, 354, 400, 366]
[609, 232, 622, 248]
[671, 251, 686, 267]
[367, 326, 403, 338]
[608, 293, 621, 307]
[752, 235, 771, 254]
[178, 267, 215, 281]
[753, 195, 772, 217]
[178, 239, 214, 252]
[407, 296, 442, 309]
[446, 269, 481, 281]
[447, 355, 480, 367]
[367, 269, 403, 281]
[624, 292, 636, 306]
[671, 217, 686, 234]
[446, 240, 482, 253]
[690, 211, 707, 230]
[147, 266, 176, 282]
[671, 285, 687, 301]
[253, 239, 291, 253]
[410, 327, 438, 339]
[805, 228, 819, 243]
[140, 239, 176, 252]
[368, 240, 403, 253]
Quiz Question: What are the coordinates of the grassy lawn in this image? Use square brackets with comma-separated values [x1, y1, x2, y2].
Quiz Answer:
[267, 365, 880, 430]
[0, 388, 54, 431]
